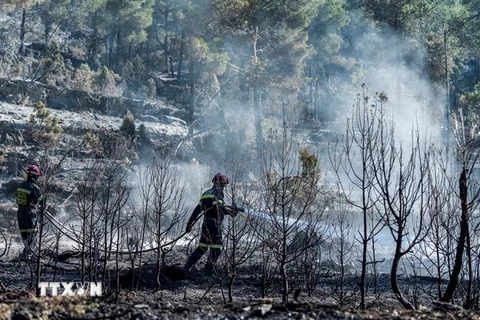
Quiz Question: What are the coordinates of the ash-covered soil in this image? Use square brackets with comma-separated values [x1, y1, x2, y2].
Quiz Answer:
[0, 245, 478, 320]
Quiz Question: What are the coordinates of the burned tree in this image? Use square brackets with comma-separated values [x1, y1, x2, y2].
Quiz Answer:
[74, 162, 102, 283]
[252, 127, 325, 302]
[413, 149, 456, 301]
[98, 161, 130, 276]
[372, 116, 433, 310]
[329, 194, 356, 306]
[440, 111, 480, 307]
[137, 155, 188, 290]
[329, 87, 385, 310]
[222, 157, 259, 302]
[70, 132, 133, 288]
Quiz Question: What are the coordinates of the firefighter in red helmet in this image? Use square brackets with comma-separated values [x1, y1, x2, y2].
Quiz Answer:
[184, 173, 244, 276]
[15, 165, 43, 260]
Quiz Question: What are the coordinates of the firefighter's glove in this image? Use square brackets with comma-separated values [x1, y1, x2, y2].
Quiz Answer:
[229, 206, 244, 218]
[231, 202, 245, 213]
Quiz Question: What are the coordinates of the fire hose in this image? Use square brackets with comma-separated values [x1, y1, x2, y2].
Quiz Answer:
[42, 202, 251, 256]
[43, 210, 189, 255]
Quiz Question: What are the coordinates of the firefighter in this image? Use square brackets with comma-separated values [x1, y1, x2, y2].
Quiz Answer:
[184, 172, 244, 275]
[16, 165, 43, 260]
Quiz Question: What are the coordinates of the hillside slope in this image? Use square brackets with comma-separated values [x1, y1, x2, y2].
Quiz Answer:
[0, 79, 189, 236]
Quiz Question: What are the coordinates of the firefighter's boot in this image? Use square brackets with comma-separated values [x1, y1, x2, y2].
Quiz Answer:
[184, 246, 207, 272]
[204, 247, 221, 276]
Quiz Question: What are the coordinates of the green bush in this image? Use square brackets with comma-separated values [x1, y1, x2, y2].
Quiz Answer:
[27, 101, 63, 147]
[94, 66, 122, 96]
[71, 63, 94, 92]
[120, 112, 136, 138]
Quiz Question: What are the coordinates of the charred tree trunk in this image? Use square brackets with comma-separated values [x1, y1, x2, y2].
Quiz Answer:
[371, 234, 379, 294]
[441, 168, 468, 303]
[390, 232, 415, 309]
[136, 214, 148, 290]
[81, 209, 87, 283]
[280, 258, 288, 302]
[227, 221, 236, 302]
[114, 212, 121, 303]
[35, 199, 45, 295]
[359, 207, 367, 310]
[155, 211, 162, 291]
[280, 225, 289, 302]
[465, 225, 473, 309]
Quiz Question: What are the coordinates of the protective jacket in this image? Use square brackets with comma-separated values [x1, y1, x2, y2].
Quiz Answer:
[186, 186, 234, 248]
[16, 179, 43, 235]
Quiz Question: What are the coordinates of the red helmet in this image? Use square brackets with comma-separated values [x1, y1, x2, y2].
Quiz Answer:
[26, 165, 41, 177]
[212, 173, 229, 186]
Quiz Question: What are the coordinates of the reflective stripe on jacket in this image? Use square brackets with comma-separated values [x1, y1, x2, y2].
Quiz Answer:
[16, 179, 42, 210]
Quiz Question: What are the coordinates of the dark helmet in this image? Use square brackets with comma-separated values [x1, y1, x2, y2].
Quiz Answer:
[212, 173, 229, 186]
[26, 165, 41, 178]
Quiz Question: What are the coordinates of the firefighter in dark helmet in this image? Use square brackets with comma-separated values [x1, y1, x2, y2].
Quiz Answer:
[184, 173, 244, 275]
[16, 165, 43, 260]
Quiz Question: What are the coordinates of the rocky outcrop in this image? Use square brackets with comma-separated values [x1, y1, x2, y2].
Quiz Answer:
[0, 100, 188, 156]
[0, 78, 187, 120]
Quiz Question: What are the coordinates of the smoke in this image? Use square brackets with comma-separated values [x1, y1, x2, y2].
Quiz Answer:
[176, 160, 213, 207]
[337, 17, 445, 146]
[305, 13, 449, 259]
[170, 7, 449, 194]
